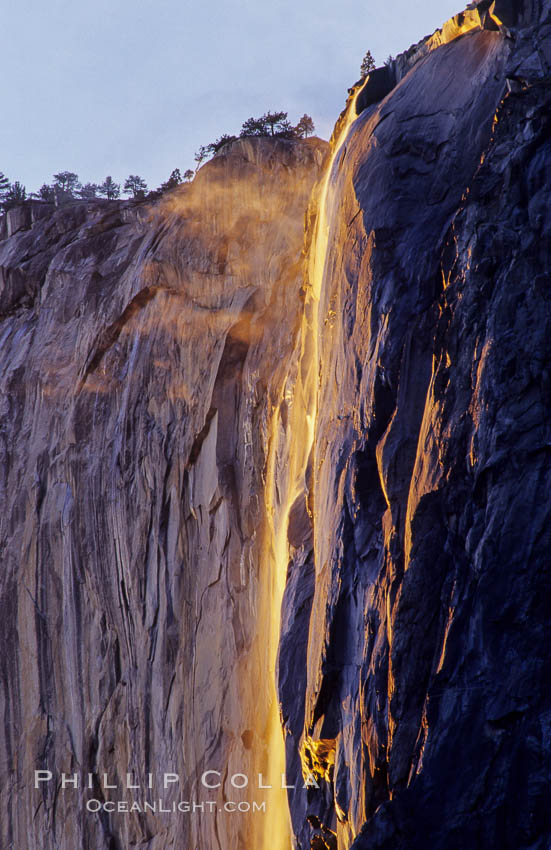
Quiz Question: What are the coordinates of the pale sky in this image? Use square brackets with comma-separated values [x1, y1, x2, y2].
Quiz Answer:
[2, 0, 462, 195]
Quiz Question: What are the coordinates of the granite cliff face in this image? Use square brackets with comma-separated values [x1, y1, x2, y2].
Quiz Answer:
[0, 137, 328, 850]
[1, 1, 551, 849]
[280, 1, 551, 848]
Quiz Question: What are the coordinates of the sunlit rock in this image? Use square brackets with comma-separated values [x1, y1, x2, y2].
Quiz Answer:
[1, 0, 551, 848]
[0, 135, 327, 850]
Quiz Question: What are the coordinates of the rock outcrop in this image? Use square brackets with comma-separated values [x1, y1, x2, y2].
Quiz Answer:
[2, 1, 551, 849]
[0, 137, 327, 850]
[280, 1, 551, 849]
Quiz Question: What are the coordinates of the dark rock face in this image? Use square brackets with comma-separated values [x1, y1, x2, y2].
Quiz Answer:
[355, 67, 394, 114]
[281, 4, 551, 849]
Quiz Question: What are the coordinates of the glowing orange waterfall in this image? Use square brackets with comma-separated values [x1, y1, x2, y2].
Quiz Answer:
[258, 84, 364, 850]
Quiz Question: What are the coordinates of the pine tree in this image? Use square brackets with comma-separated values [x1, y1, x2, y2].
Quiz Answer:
[206, 134, 238, 155]
[194, 147, 209, 171]
[123, 175, 148, 199]
[240, 116, 267, 136]
[2, 181, 26, 210]
[295, 114, 315, 138]
[360, 50, 376, 78]
[159, 169, 182, 192]
[98, 176, 120, 200]
[39, 184, 56, 202]
[241, 111, 298, 138]
[53, 171, 81, 198]
[262, 111, 290, 136]
[0, 172, 9, 200]
[79, 183, 100, 199]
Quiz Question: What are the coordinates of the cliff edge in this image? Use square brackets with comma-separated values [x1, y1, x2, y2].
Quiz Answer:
[280, 1, 551, 848]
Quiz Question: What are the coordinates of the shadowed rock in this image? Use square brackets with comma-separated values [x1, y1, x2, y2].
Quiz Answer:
[279, 2, 551, 849]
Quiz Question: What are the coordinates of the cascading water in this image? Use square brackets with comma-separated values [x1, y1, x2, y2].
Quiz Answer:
[258, 82, 365, 850]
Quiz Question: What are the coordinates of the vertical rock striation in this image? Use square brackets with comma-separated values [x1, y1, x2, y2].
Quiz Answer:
[281, 1, 551, 848]
[0, 137, 327, 850]
[2, 1, 551, 849]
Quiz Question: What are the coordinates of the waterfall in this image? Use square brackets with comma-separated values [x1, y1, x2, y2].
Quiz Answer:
[258, 83, 364, 850]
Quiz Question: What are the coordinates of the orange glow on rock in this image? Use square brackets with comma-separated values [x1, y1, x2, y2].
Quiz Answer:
[259, 83, 365, 849]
